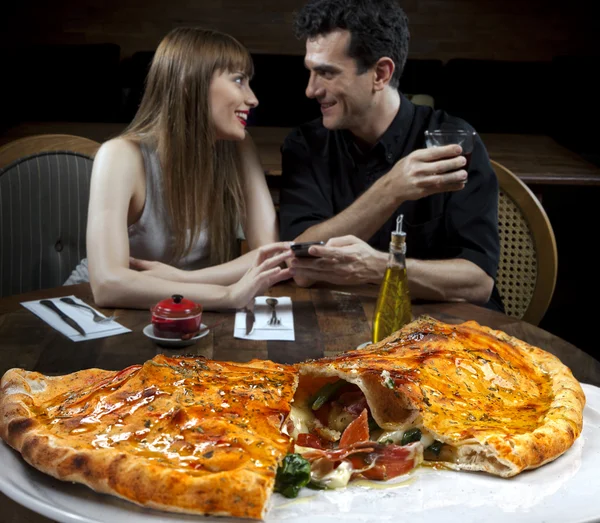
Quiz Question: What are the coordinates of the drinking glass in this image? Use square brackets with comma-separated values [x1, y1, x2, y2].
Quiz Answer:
[425, 129, 477, 169]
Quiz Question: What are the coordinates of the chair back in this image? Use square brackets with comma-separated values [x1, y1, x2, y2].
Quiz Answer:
[492, 159, 557, 325]
[0, 134, 100, 170]
[0, 135, 99, 297]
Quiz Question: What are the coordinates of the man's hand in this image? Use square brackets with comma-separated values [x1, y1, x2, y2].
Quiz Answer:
[385, 144, 468, 203]
[290, 235, 386, 286]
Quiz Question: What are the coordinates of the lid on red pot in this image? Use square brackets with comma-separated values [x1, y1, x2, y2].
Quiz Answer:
[151, 294, 202, 319]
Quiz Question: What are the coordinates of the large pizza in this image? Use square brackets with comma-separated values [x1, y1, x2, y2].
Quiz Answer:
[0, 316, 586, 519]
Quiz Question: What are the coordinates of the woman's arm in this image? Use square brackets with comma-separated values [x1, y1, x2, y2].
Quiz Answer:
[128, 133, 281, 286]
[238, 132, 279, 248]
[86, 139, 292, 309]
[129, 250, 262, 286]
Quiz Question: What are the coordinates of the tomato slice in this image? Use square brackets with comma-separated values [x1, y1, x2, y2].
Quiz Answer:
[339, 408, 369, 448]
[296, 433, 324, 449]
[350, 444, 418, 480]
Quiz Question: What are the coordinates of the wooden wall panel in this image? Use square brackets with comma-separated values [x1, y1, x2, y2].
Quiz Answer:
[2, 0, 597, 61]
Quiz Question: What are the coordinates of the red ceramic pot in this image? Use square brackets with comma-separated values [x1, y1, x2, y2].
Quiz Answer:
[151, 294, 202, 339]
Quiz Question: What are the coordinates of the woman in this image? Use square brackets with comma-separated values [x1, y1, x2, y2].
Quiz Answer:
[74, 27, 293, 309]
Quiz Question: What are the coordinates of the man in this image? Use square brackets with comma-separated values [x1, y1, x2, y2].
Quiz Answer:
[279, 0, 503, 311]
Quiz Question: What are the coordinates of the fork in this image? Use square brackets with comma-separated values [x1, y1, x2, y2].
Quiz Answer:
[266, 298, 281, 326]
[60, 297, 116, 323]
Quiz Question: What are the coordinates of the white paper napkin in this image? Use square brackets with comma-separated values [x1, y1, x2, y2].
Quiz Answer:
[21, 295, 131, 342]
[234, 296, 294, 341]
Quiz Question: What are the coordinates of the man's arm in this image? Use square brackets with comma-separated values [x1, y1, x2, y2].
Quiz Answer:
[279, 127, 466, 244]
[430, 129, 501, 305]
[406, 258, 494, 304]
[282, 133, 470, 287]
[293, 172, 400, 243]
[294, 145, 468, 244]
[291, 131, 500, 305]
[291, 237, 494, 304]
[280, 125, 497, 304]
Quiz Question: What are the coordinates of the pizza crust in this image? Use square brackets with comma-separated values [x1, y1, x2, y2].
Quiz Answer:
[296, 316, 585, 478]
[1, 357, 298, 519]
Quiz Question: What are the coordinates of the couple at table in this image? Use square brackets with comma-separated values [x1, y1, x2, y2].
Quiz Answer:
[70, 0, 502, 313]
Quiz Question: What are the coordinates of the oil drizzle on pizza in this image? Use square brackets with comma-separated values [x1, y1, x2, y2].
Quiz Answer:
[35, 356, 296, 477]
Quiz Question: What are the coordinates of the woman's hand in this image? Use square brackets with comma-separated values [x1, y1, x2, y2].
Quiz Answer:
[129, 257, 186, 282]
[227, 243, 294, 309]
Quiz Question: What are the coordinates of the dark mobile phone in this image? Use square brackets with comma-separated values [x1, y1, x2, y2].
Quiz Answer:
[290, 241, 325, 257]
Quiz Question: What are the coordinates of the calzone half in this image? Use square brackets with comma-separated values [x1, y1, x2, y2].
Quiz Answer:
[287, 316, 585, 487]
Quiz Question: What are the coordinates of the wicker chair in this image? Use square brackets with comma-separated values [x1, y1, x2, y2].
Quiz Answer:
[0, 135, 100, 297]
[492, 159, 557, 325]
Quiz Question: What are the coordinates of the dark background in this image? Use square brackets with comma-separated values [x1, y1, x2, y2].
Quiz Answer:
[1, 0, 599, 359]
[2, 0, 597, 60]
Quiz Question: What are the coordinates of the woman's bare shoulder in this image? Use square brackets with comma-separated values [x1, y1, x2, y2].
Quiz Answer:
[93, 138, 145, 177]
[96, 137, 143, 161]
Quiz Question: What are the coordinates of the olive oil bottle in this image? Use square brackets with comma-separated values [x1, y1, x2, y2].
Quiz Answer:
[372, 215, 412, 343]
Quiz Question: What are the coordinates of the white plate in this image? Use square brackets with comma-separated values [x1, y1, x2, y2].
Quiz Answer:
[142, 323, 209, 348]
[1, 384, 599, 523]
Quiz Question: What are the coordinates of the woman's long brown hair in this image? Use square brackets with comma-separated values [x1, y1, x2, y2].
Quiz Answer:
[122, 27, 253, 265]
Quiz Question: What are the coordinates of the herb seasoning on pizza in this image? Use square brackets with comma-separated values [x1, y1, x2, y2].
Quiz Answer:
[0, 355, 297, 519]
[286, 316, 585, 491]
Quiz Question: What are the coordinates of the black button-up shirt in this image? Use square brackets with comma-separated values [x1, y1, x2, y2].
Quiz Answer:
[279, 94, 504, 312]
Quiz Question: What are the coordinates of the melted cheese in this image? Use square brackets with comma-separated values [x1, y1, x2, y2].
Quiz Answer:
[327, 403, 355, 432]
[376, 424, 435, 449]
[310, 460, 354, 489]
[286, 404, 314, 439]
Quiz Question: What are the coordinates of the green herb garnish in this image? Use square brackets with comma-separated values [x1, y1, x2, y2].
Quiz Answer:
[401, 427, 421, 445]
[274, 454, 311, 498]
[310, 381, 345, 411]
[426, 440, 443, 456]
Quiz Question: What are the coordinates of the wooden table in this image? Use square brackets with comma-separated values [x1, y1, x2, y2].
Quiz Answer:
[248, 127, 600, 186]
[1, 282, 599, 381]
[1, 282, 599, 522]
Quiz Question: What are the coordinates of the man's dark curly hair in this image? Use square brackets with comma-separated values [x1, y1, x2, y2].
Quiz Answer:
[294, 0, 410, 89]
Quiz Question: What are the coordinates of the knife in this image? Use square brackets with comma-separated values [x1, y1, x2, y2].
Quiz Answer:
[245, 302, 255, 336]
[39, 299, 87, 336]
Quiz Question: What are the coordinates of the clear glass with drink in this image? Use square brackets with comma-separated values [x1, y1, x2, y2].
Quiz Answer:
[425, 129, 477, 170]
